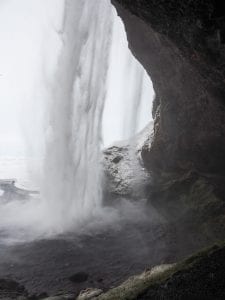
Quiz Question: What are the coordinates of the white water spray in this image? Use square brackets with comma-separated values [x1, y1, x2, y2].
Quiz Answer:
[41, 0, 113, 230]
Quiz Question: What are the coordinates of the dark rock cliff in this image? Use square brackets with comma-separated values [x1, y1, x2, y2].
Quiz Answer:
[111, 0, 225, 179]
[111, 1, 225, 228]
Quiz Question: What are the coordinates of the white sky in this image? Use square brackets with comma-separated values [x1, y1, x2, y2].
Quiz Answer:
[0, 0, 63, 156]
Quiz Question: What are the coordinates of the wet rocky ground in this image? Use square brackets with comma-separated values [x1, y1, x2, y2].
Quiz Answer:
[0, 141, 221, 299]
[0, 203, 167, 298]
[0, 198, 215, 299]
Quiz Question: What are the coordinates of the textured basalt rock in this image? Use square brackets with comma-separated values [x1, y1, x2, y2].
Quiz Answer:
[103, 124, 152, 202]
[111, 0, 225, 181]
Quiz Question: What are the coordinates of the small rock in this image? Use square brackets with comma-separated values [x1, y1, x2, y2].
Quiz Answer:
[0, 278, 28, 299]
[69, 272, 89, 283]
[77, 288, 103, 300]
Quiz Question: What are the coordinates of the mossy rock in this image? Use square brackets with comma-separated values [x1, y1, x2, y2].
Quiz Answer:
[96, 241, 225, 300]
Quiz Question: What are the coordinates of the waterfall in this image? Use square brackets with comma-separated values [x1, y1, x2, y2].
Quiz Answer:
[0, 0, 153, 242]
[41, 0, 113, 230]
[102, 9, 154, 147]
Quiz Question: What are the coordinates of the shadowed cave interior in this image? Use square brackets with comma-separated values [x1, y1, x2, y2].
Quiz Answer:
[1, 0, 225, 299]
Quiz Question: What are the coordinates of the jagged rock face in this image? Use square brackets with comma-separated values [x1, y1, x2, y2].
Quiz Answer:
[111, 0, 225, 180]
[103, 124, 153, 202]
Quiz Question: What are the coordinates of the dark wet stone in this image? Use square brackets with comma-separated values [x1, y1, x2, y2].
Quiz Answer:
[112, 156, 123, 164]
[0, 278, 28, 299]
[68, 272, 89, 283]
